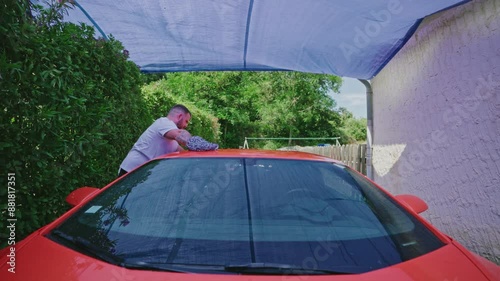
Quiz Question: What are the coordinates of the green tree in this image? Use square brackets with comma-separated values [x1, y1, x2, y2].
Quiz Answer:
[255, 72, 344, 147]
[338, 107, 367, 143]
[154, 71, 345, 148]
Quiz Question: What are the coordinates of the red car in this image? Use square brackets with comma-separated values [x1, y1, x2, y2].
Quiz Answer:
[1, 149, 499, 280]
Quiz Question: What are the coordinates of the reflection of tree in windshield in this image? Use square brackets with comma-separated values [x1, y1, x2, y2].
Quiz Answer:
[80, 161, 162, 253]
[87, 202, 130, 253]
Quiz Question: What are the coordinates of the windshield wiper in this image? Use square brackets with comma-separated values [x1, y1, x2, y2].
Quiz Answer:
[50, 231, 193, 273]
[122, 261, 192, 273]
[224, 263, 353, 275]
[49, 230, 122, 265]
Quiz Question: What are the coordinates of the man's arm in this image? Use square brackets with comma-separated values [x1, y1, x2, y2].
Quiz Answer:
[164, 129, 191, 146]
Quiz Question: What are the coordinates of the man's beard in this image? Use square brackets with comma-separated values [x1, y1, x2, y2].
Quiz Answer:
[176, 119, 185, 129]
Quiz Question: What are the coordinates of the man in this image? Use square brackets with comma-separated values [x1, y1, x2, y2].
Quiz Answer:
[118, 104, 192, 176]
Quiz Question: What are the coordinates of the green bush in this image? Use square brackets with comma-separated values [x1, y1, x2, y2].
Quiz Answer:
[0, 2, 152, 245]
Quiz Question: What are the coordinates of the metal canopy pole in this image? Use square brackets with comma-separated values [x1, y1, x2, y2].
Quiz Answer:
[358, 79, 373, 180]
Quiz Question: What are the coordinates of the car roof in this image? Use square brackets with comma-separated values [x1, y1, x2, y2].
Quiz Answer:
[157, 149, 342, 163]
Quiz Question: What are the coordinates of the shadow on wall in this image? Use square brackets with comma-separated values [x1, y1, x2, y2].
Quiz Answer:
[371, 73, 500, 265]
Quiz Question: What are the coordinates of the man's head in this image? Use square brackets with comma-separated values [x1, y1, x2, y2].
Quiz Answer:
[167, 104, 191, 129]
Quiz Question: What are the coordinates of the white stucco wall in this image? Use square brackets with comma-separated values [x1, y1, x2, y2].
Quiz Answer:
[371, 0, 500, 263]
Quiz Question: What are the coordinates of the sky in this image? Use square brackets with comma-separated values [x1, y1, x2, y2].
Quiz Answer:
[329, 77, 367, 119]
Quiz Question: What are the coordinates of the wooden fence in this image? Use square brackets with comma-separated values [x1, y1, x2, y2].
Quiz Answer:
[279, 144, 367, 175]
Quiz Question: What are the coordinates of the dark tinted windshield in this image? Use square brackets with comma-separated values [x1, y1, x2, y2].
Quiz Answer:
[49, 157, 443, 274]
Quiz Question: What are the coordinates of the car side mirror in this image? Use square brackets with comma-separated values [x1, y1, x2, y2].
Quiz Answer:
[66, 187, 99, 207]
[395, 194, 428, 214]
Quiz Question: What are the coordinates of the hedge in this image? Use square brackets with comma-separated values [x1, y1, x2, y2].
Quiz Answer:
[0, 1, 152, 245]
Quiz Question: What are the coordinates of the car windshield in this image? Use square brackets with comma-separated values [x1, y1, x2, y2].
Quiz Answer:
[49, 157, 443, 274]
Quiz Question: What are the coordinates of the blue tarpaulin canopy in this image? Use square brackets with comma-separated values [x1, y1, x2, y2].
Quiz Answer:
[61, 0, 469, 79]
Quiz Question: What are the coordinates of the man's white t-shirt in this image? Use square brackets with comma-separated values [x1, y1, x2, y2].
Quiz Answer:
[120, 117, 179, 172]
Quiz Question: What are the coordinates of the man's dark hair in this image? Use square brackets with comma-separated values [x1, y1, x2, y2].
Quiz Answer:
[168, 104, 191, 116]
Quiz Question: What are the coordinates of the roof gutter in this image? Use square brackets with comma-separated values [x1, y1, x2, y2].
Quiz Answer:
[358, 79, 373, 180]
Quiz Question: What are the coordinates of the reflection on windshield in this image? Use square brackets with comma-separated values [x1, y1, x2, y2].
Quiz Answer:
[48, 158, 443, 274]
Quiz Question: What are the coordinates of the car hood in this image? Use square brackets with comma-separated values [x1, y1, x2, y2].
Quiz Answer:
[0, 235, 491, 281]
